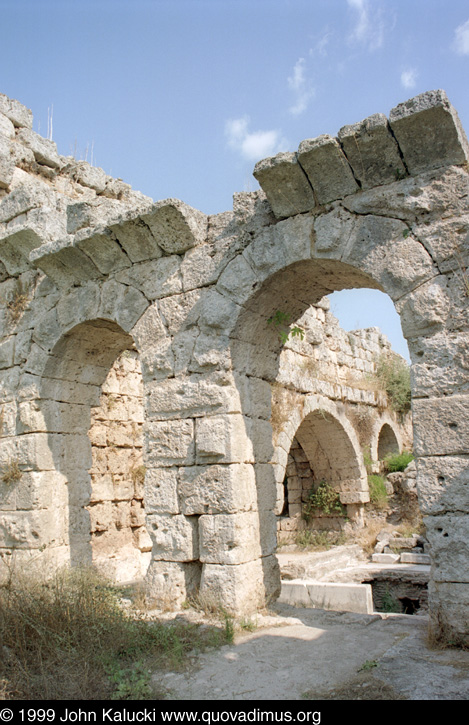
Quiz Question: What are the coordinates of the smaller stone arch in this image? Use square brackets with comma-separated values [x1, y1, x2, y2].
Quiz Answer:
[370, 415, 404, 470]
[274, 395, 369, 543]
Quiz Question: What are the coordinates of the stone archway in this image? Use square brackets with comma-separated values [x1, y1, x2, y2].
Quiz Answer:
[275, 396, 368, 544]
[0, 89, 468, 642]
[39, 319, 150, 578]
[377, 423, 401, 461]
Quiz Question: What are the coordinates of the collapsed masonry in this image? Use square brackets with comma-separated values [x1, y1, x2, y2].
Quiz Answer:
[0, 89, 468, 643]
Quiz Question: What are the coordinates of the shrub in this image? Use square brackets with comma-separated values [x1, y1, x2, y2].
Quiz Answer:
[375, 354, 411, 415]
[303, 480, 345, 518]
[384, 450, 414, 473]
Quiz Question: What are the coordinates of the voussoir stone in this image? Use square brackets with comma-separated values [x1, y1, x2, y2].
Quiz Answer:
[338, 113, 406, 188]
[389, 89, 469, 175]
[141, 198, 208, 254]
[297, 134, 358, 203]
[253, 152, 315, 219]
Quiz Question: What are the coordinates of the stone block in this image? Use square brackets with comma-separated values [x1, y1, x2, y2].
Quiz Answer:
[178, 463, 256, 515]
[396, 277, 450, 338]
[116, 255, 182, 299]
[0, 136, 14, 190]
[428, 581, 469, 646]
[157, 289, 202, 336]
[147, 513, 199, 562]
[0, 112, 16, 139]
[145, 419, 195, 467]
[279, 579, 374, 614]
[0, 94, 33, 129]
[71, 162, 109, 192]
[199, 557, 278, 614]
[400, 552, 431, 565]
[425, 513, 469, 582]
[110, 217, 163, 263]
[145, 559, 201, 608]
[0, 508, 65, 549]
[0, 432, 56, 471]
[412, 395, 469, 457]
[195, 413, 254, 464]
[141, 198, 208, 254]
[74, 227, 131, 275]
[146, 374, 241, 420]
[389, 90, 469, 175]
[416, 455, 469, 515]
[97, 279, 149, 333]
[340, 490, 369, 504]
[198, 289, 242, 334]
[16, 128, 61, 169]
[88, 501, 113, 532]
[371, 553, 400, 564]
[409, 331, 469, 398]
[298, 134, 358, 203]
[341, 215, 436, 302]
[30, 239, 103, 287]
[199, 512, 262, 564]
[253, 152, 315, 219]
[144, 467, 179, 514]
[338, 113, 406, 188]
[216, 255, 260, 306]
[190, 331, 232, 373]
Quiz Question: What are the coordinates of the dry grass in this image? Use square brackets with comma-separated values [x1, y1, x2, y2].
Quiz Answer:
[0, 566, 231, 700]
[1, 458, 22, 485]
[355, 518, 388, 555]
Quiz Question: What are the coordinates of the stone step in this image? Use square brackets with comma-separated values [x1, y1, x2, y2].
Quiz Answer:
[277, 545, 367, 581]
[279, 579, 374, 615]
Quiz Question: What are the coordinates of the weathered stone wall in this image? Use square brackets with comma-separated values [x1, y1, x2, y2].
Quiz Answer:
[0, 89, 468, 643]
[88, 350, 151, 581]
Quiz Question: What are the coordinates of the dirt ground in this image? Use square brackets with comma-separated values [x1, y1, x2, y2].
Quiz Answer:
[155, 604, 469, 701]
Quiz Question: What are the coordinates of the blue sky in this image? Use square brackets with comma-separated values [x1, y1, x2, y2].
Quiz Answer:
[2, 0, 469, 360]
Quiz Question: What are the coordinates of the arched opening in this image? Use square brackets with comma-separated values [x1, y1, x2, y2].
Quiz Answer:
[41, 319, 149, 581]
[278, 406, 366, 545]
[228, 246, 420, 605]
[377, 423, 400, 461]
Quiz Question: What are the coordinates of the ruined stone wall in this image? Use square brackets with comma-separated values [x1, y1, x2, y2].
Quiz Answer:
[0, 89, 468, 643]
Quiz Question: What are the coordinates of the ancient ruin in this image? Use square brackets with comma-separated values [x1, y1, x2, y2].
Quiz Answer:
[0, 89, 468, 643]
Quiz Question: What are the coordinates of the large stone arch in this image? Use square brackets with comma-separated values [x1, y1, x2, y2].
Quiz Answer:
[0, 89, 468, 642]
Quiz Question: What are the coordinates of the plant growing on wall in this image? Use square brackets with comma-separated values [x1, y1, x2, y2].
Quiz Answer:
[267, 310, 304, 345]
[303, 480, 345, 519]
[374, 353, 411, 415]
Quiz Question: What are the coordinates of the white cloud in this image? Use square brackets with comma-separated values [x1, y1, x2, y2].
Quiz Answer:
[225, 116, 285, 161]
[453, 18, 469, 55]
[287, 58, 315, 116]
[401, 68, 417, 89]
[347, 0, 386, 51]
[314, 30, 332, 57]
